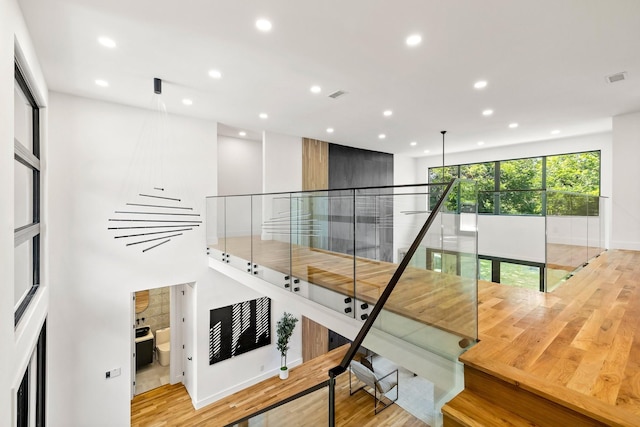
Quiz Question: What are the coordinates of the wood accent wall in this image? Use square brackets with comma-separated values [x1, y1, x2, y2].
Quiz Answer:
[301, 316, 329, 362]
[302, 138, 328, 191]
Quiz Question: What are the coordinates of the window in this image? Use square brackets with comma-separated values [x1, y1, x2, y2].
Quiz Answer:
[479, 256, 545, 291]
[15, 322, 46, 427]
[460, 162, 495, 213]
[546, 151, 601, 216]
[14, 62, 41, 326]
[428, 150, 600, 216]
[499, 157, 543, 215]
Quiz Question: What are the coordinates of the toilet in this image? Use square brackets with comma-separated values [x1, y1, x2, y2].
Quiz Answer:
[155, 327, 170, 367]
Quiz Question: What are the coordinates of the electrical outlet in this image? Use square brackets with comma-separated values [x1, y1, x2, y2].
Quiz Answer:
[260, 365, 264, 371]
[105, 368, 121, 379]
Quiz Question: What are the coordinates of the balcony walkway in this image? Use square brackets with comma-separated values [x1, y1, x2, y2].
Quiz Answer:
[211, 236, 476, 341]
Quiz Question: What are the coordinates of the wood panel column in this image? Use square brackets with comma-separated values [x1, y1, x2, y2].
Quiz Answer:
[302, 316, 329, 362]
[302, 138, 328, 191]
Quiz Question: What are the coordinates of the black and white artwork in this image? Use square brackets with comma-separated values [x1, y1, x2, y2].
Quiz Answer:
[209, 296, 271, 365]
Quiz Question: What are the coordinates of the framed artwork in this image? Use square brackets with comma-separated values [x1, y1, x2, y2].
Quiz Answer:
[209, 296, 271, 365]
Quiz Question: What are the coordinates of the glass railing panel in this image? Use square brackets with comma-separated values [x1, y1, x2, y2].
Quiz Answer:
[372, 180, 478, 361]
[546, 191, 589, 290]
[224, 195, 254, 272]
[290, 190, 356, 318]
[250, 193, 292, 289]
[206, 196, 226, 261]
[353, 185, 435, 321]
[587, 194, 604, 260]
[226, 382, 328, 427]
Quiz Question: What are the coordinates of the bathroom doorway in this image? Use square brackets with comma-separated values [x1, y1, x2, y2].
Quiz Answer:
[132, 285, 172, 396]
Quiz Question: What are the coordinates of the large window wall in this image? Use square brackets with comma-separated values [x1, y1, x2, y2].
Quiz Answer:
[429, 150, 601, 215]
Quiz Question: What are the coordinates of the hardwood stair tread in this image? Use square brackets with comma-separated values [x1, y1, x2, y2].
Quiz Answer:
[443, 390, 538, 427]
[457, 355, 640, 426]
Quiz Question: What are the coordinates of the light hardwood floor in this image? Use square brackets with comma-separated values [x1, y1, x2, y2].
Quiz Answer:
[463, 249, 640, 425]
[131, 346, 426, 426]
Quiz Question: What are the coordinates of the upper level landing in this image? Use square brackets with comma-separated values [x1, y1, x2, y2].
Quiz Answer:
[446, 249, 640, 426]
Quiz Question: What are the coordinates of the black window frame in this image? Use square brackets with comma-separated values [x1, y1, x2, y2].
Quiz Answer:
[428, 150, 601, 216]
[14, 61, 41, 327]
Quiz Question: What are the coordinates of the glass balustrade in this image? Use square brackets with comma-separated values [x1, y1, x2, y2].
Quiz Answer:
[369, 180, 478, 361]
[225, 382, 328, 427]
[205, 181, 607, 427]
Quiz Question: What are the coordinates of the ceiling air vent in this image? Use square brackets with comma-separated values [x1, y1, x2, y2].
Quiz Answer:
[606, 72, 627, 83]
[328, 90, 347, 99]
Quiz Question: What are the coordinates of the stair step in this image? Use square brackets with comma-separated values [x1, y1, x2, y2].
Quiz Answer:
[442, 390, 538, 427]
[458, 364, 609, 426]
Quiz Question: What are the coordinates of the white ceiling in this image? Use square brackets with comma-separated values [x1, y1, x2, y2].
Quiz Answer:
[18, 0, 640, 156]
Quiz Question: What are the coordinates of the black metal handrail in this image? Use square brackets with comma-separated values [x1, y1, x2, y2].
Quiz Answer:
[224, 380, 329, 427]
[206, 182, 446, 199]
[327, 179, 456, 426]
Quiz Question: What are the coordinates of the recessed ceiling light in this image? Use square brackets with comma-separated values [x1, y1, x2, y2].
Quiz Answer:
[406, 34, 422, 46]
[208, 69, 222, 79]
[378, 134, 386, 139]
[508, 122, 519, 128]
[326, 128, 334, 133]
[95, 79, 109, 87]
[259, 113, 268, 119]
[477, 141, 485, 146]
[482, 109, 493, 116]
[551, 129, 561, 135]
[182, 99, 193, 106]
[423, 149, 430, 154]
[239, 131, 247, 137]
[383, 110, 393, 117]
[98, 36, 116, 48]
[310, 85, 322, 94]
[474, 80, 487, 89]
[410, 141, 417, 146]
[256, 18, 272, 32]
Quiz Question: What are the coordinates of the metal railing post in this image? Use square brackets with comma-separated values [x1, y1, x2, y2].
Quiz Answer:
[328, 372, 336, 427]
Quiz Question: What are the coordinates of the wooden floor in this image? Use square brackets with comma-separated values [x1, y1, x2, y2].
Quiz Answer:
[131, 346, 426, 426]
[463, 249, 640, 425]
[213, 236, 477, 340]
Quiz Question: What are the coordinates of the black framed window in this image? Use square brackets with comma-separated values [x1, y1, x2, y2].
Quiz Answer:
[15, 321, 46, 427]
[428, 150, 601, 216]
[16, 367, 29, 427]
[479, 255, 545, 291]
[14, 62, 41, 326]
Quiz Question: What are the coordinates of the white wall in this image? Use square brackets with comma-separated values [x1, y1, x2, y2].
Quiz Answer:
[612, 111, 640, 250]
[47, 92, 217, 426]
[262, 131, 302, 193]
[193, 269, 303, 408]
[217, 134, 262, 196]
[478, 216, 545, 262]
[1, 1, 49, 426]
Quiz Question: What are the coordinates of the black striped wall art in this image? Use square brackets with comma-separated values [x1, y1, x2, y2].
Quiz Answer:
[209, 296, 271, 365]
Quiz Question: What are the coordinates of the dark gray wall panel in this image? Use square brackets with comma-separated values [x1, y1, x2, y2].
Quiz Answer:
[327, 144, 394, 261]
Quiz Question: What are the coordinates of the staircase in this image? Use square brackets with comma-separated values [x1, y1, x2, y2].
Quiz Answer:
[442, 362, 611, 426]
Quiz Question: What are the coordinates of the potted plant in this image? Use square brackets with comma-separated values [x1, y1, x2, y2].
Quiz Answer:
[276, 312, 298, 379]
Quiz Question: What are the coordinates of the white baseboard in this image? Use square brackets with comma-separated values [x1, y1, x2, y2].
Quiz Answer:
[193, 358, 303, 410]
[610, 240, 640, 251]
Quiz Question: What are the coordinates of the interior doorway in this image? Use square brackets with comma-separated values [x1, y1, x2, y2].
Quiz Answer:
[131, 285, 175, 396]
